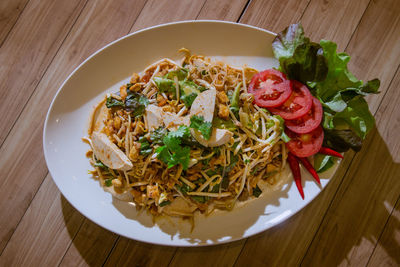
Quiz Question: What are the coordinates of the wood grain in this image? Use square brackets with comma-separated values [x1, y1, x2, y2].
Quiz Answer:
[234, 0, 398, 265]
[301, 0, 370, 51]
[302, 64, 400, 267]
[367, 199, 400, 266]
[169, 240, 246, 267]
[104, 238, 177, 267]
[0, 0, 29, 45]
[197, 0, 248, 21]
[0, 0, 146, 257]
[130, 0, 206, 32]
[0, 0, 399, 265]
[59, 220, 118, 267]
[0, 0, 87, 145]
[240, 0, 310, 32]
[0, 175, 84, 266]
[344, 0, 400, 113]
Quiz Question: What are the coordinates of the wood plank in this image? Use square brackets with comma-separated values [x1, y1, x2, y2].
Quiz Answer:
[235, 0, 394, 265]
[233, 154, 356, 266]
[0, 0, 87, 145]
[196, 0, 248, 21]
[169, 240, 246, 267]
[0, 0, 146, 256]
[367, 199, 400, 266]
[130, 0, 206, 32]
[240, 0, 310, 33]
[104, 238, 177, 267]
[302, 63, 400, 266]
[57, 0, 219, 265]
[0, 0, 29, 45]
[0, 174, 84, 266]
[344, 0, 400, 113]
[59, 220, 118, 267]
[301, 0, 370, 51]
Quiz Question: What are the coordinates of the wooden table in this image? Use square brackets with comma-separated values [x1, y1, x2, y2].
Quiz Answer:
[1, 0, 399, 266]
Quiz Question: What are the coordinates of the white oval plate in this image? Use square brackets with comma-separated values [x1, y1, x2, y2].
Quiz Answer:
[43, 20, 340, 246]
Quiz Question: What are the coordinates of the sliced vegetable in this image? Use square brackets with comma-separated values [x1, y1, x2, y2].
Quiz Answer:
[319, 147, 343, 159]
[287, 152, 304, 199]
[179, 80, 205, 107]
[212, 117, 237, 131]
[229, 82, 242, 118]
[286, 97, 323, 134]
[249, 69, 292, 108]
[153, 77, 175, 93]
[270, 81, 312, 120]
[297, 157, 320, 185]
[165, 68, 188, 80]
[285, 126, 324, 158]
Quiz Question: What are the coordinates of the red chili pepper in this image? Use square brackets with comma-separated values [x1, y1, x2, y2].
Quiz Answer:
[298, 157, 320, 185]
[319, 147, 344, 158]
[287, 152, 304, 199]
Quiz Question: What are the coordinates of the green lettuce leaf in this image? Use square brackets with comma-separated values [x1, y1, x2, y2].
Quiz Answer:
[272, 23, 380, 153]
[272, 23, 328, 82]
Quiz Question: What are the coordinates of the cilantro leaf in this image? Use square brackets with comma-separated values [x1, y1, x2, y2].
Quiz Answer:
[155, 126, 191, 170]
[190, 115, 212, 140]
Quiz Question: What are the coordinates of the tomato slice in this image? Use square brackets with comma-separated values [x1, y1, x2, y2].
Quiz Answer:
[285, 97, 323, 134]
[285, 126, 324, 158]
[269, 81, 312, 120]
[249, 69, 292, 108]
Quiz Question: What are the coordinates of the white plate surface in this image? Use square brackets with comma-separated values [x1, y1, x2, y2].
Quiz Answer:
[43, 20, 340, 246]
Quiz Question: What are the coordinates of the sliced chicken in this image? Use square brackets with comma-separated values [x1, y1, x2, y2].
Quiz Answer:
[144, 104, 163, 130]
[189, 89, 216, 122]
[91, 132, 133, 171]
[189, 89, 232, 147]
[195, 128, 233, 147]
[163, 112, 190, 131]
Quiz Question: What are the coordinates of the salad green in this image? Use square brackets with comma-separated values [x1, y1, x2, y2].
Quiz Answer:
[272, 23, 380, 156]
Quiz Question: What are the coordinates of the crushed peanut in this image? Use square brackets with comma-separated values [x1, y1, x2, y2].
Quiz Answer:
[218, 104, 229, 120]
